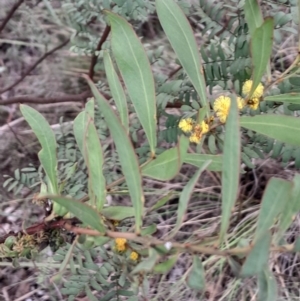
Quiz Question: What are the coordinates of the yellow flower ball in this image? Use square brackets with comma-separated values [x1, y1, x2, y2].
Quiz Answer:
[213, 95, 231, 123]
[237, 97, 245, 110]
[178, 118, 194, 133]
[242, 80, 264, 98]
[247, 98, 259, 110]
[130, 251, 139, 261]
[201, 121, 209, 134]
[115, 238, 127, 252]
[189, 124, 202, 144]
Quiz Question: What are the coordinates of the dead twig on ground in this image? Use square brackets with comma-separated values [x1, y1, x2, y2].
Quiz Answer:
[0, 0, 25, 34]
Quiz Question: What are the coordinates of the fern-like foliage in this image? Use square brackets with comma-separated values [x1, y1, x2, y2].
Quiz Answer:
[52, 242, 137, 300]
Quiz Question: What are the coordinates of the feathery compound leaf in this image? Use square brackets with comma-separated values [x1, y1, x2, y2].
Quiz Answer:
[49, 195, 106, 233]
[85, 76, 144, 233]
[254, 178, 291, 242]
[264, 93, 300, 104]
[186, 256, 205, 291]
[244, 0, 263, 36]
[170, 160, 211, 238]
[106, 11, 157, 156]
[156, 0, 208, 108]
[141, 136, 189, 180]
[250, 18, 274, 97]
[103, 51, 129, 133]
[220, 97, 240, 243]
[257, 268, 278, 301]
[240, 115, 300, 147]
[84, 118, 106, 211]
[20, 105, 58, 194]
[184, 154, 223, 171]
[240, 232, 271, 277]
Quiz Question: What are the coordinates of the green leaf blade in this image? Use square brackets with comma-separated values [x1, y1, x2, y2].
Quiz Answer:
[103, 51, 129, 133]
[85, 76, 144, 233]
[156, 0, 208, 108]
[250, 18, 274, 97]
[184, 154, 223, 171]
[220, 97, 240, 243]
[102, 206, 135, 221]
[240, 232, 271, 277]
[264, 93, 300, 104]
[141, 136, 189, 180]
[20, 105, 58, 193]
[276, 174, 300, 242]
[254, 178, 291, 242]
[170, 160, 211, 238]
[257, 268, 278, 301]
[244, 0, 263, 36]
[49, 195, 106, 233]
[84, 119, 106, 211]
[240, 115, 300, 147]
[186, 256, 205, 291]
[106, 12, 157, 155]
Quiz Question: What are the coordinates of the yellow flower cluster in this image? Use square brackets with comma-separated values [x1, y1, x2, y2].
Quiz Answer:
[130, 251, 139, 261]
[213, 96, 244, 123]
[242, 80, 264, 99]
[178, 118, 210, 144]
[213, 80, 264, 123]
[115, 238, 127, 252]
[242, 80, 264, 110]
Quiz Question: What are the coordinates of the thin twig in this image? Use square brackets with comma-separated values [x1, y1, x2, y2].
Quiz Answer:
[168, 65, 182, 79]
[63, 224, 296, 257]
[0, 91, 91, 106]
[0, 0, 25, 34]
[0, 38, 70, 94]
[88, 25, 111, 80]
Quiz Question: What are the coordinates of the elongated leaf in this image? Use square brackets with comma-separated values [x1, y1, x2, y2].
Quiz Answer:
[240, 115, 300, 147]
[103, 51, 129, 132]
[142, 136, 189, 180]
[244, 0, 263, 36]
[153, 254, 178, 273]
[240, 232, 271, 277]
[249, 18, 274, 97]
[149, 192, 174, 212]
[220, 97, 240, 243]
[141, 224, 157, 236]
[276, 174, 300, 242]
[73, 98, 94, 157]
[254, 178, 291, 242]
[265, 93, 300, 104]
[49, 195, 106, 233]
[73, 112, 85, 156]
[156, 0, 207, 108]
[170, 161, 211, 238]
[102, 206, 135, 221]
[131, 249, 158, 274]
[85, 76, 144, 233]
[184, 154, 222, 171]
[258, 268, 278, 301]
[106, 11, 157, 155]
[84, 118, 106, 211]
[20, 105, 58, 193]
[186, 256, 205, 291]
